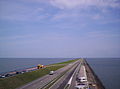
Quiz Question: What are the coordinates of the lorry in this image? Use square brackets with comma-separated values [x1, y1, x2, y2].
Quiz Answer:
[37, 64, 44, 69]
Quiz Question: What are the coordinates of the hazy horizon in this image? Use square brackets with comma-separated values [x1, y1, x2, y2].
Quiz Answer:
[0, 57, 120, 58]
[0, 0, 120, 58]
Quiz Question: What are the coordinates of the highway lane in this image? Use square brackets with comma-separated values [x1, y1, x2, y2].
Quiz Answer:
[16, 60, 80, 89]
[48, 60, 82, 89]
[49, 61, 80, 89]
[69, 62, 81, 89]
[47, 59, 104, 89]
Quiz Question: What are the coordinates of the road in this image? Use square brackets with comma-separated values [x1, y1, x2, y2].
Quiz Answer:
[47, 60, 82, 89]
[49, 59, 89, 89]
[17, 59, 104, 89]
[16, 60, 80, 89]
[49, 61, 80, 89]
[69, 61, 81, 89]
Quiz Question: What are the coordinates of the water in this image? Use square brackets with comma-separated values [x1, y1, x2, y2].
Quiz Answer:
[86, 58, 120, 89]
[0, 58, 74, 73]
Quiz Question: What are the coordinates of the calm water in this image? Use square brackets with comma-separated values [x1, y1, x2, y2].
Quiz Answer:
[86, 58, 120, 89]
[0, 58, 74, 73]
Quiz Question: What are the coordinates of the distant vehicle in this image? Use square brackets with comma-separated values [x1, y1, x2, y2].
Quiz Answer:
[5, 74, 11, 77]
[77, 77, 87, 82]
[37, 64, 44, 69]
[75, 84, 87, 89]
[21, 71, 24, 74]
[16, 71, 21, 74]
[49, 71, 54, 75]
[92, 84, 96, 86]
[0, 75, 5, 78]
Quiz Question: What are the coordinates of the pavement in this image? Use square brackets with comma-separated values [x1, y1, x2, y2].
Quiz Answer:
[49, 61, 80, 89]
[69, 62, 81, 89]
[16, 60, 80, 89]
[48, 59, 89, 89]
[47, 60, 82, 89]
[17, 59, 101, 89]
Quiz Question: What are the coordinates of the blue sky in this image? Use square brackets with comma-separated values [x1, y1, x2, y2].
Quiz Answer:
[0, 0, 120, 58]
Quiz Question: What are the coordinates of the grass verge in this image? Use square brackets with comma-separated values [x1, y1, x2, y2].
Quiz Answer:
[50, 59, 79, 65]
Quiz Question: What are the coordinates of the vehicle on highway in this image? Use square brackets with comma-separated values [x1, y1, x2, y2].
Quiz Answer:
[77, 77, 87, 82]
[75, 84, 87, 89]
[0, 75, 5, 78]
[37, 64, 44, 69]
[49, 71, 54, 75]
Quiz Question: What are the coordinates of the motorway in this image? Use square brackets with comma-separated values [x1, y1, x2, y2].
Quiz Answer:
[17, 59, 105, 89]
[48, 60, 81, 89]
[17, 60, 81, 89]
[17, 59, 104, 89]
[49, 59, 87, 89]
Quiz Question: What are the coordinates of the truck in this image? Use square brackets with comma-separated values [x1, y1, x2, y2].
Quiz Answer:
[37, 64, 44, 69]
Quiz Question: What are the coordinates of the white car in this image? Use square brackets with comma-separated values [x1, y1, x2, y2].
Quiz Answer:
[49, 71, 54, 75]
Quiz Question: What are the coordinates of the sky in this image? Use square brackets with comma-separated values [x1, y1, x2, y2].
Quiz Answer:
[0, 0, 120, 58]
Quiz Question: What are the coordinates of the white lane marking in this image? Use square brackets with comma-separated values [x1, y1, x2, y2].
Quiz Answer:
[68, 76, 73, 84]
[68, 62, 81, 85]
[83, 66, 87, 80]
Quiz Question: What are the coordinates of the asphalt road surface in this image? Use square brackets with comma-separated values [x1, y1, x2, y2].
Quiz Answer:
[69, 62, 81, 89]
[49, 61, 80, 89]
[16, 60, 80, 89]
[48, 60, 82, 89]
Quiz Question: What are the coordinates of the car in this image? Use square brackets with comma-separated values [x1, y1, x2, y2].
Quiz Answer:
[16, 71, 21, 74]
[0, 75, 5, 78]
[49, 71, 54, 75]
[5, 74, 11, 77]
[75, 85, 87, 89]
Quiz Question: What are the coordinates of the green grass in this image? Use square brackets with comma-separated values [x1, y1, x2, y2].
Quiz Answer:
[50, 59, 79, 65]
[0, 59, 79, 89]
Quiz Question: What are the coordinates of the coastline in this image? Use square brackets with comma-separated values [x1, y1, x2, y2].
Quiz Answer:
[84, 59, 105, 89]
[0, 59, 78, 89]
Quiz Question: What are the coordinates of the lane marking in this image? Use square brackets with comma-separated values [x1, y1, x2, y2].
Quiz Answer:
[68, 76, 73, 85]
[68, 61, 81, 85]
[50, 63, 79, 89]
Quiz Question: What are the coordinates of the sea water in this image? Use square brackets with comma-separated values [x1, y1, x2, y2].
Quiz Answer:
[0, 58, 73, 73]
[86, 58, 120, 89]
